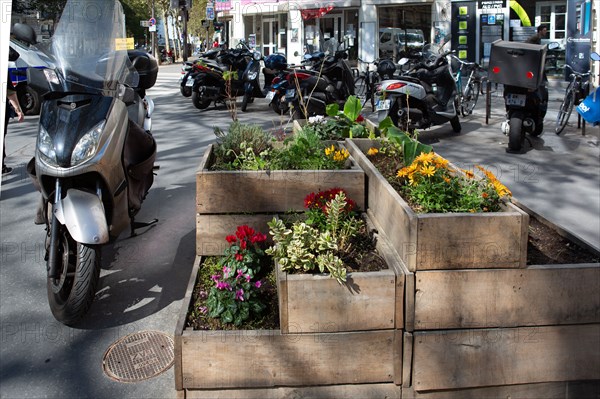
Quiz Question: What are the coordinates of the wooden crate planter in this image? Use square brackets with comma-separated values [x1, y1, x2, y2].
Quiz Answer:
[276, 217, 408, 333]
[196, 144, 365, 256]
[174, 257, 403, 392]
[345, 138, 529, 271]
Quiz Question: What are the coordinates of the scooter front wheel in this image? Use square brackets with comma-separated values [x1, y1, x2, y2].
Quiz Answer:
[180, 85, 192, 97]
[450, 116, 462, 133]
[47, 222, 101, 326]
[241, 93, 250, 112]
[508, 115, 524, 152]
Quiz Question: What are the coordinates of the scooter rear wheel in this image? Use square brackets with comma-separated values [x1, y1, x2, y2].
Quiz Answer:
[508, 115, 524, 152]
[180, 85, 192, 97]
[450, 116, 462, 133]
[192, 91, 211, 110]
[47, 222, 100, 326]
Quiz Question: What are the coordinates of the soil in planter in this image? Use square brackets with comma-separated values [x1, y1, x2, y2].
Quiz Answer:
[369, 153, 600, 266]
[186, 256, 280, 331]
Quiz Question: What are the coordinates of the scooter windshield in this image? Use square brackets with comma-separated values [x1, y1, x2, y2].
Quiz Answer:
[42, 0, 138, 93]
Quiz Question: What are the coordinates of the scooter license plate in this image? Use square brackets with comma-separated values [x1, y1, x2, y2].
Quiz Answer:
[185, 79, 194, 87]
[266, 90, 276, 101]
[506, 94, 526, 107]
[285, 89, 296, 100]
[375, 98, 390, 111]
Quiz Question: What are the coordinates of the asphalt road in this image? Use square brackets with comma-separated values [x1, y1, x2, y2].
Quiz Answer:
[0, 63, 598, 399]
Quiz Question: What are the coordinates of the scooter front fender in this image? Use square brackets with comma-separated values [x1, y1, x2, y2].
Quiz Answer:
[54, 189, 109, 245]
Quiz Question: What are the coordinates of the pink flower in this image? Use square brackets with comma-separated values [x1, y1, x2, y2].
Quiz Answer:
[254, 280, 262, 288]
[245, 274, 251, 282]
[210, 274, 221, 282]
[236, 269, 244, 279]
[235, 289, 245, 301]
[216, 281, 231, 291]
[222, 266, 231, 277]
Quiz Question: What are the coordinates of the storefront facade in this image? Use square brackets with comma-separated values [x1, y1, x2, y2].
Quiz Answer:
[216, 0, 597, 80]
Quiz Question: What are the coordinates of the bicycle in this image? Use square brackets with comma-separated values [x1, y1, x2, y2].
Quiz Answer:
[448, 54, 486, 117]
[354, 58, 382, 112]
[555, 65, 591, 135]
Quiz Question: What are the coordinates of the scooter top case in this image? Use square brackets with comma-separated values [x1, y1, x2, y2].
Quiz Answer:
[488, 40, 547, 90]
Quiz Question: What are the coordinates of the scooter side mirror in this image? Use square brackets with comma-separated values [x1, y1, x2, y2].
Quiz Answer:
[547, 42, 560, 50]
[398, 58, 409, 66]
[294, 51, 299, 57]
[11, 23, 37, 45]
[591, 52, 600, 62]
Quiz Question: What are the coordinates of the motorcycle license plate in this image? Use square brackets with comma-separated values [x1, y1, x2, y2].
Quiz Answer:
[376, 98, 390, 111]
[266, 90, 276, 101]
[285, 89, 296, 100]
[506, 93, 526, 107]
[185, 79, 194, 87]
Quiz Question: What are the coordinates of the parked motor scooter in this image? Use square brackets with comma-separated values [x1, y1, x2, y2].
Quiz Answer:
[243, 53, 289, 114]
[285, 44, 355, 119]
[179, 48, 221, 97]
[375, 43, 461, 133]
[25, 0, 159, 325]
[489, 40, 560, 153]
[190, 44, 252, 109]
[240, 48, 265, 112]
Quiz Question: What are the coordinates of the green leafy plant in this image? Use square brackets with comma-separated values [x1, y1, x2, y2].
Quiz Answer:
[378, 117, 432, 166]
[266, 190, 363, 285]
[205, 225, 269, 326]
[212, 122, 274, 170]
[300, 95, 370, 140]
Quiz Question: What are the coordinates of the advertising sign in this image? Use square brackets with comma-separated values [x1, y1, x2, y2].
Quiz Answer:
[566, 0, 592, 75]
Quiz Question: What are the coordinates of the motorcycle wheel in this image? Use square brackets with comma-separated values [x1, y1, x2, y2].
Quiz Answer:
[47, 221, 101, 326]
[531, 120, 544, 137]
[450, 116, 462, 133]
[180, 85, 192, 97]
[20, 86, 40, 115]
[508, 114, 524, 152]
[191, 91, 211, 110]
[270, 97, 289, 115]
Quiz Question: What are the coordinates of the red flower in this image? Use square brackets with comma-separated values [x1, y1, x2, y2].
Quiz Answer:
[240, 239, 247, 250]
[225, 235, 237, 244]
[250, 232, 267, 243]
[304, 192, 317, 209]
[236, 225, 255, 240]
[356, 115, 365, 122]
[235, 253, 244, 261]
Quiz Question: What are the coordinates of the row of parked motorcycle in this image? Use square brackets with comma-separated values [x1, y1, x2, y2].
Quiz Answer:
[178, 39, 464, 134]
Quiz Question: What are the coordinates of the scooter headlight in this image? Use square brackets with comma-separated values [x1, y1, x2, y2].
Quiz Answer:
[38, 126, 58, 166]
[71, 121, 105, 166]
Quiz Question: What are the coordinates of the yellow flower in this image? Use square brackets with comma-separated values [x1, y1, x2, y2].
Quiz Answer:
[443, 176, 451, 184]
[333, 148, 350, 162]
[367, 147, 379, 156]
[397, 167, 410, 178]
[415, 152, 435, 166]
[433, 156, 449, 169]
[325, 145, 335, 157]
[462, 169, 475, 179]
[420, 165, 436, 177]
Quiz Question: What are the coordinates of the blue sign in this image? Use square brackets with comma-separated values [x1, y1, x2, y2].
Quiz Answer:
[149, 17, 156, 26]
[206, 6, 214, 20]
[488, 15, 496, 25]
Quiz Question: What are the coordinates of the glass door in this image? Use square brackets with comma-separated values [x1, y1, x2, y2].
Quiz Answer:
[262, 18, 278, 56]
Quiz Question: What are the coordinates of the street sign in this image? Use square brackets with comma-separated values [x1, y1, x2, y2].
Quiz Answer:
[149, 25, 156, 32]
[115, 38, 135, 50]
[206, 6, 214, 20]
[149, 17, 156, 26]
[140, 20, 150, 27]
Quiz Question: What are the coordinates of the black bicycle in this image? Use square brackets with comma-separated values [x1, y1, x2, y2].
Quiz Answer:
[555, 65, 591, 135]
[449, 54, 487, 117]
[354, 58, 381, 112]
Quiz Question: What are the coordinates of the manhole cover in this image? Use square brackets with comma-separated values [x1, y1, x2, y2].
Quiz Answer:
[102, 330, 174, 383]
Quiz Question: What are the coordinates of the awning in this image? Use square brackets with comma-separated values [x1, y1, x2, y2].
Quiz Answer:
[301, 6, 334, 20]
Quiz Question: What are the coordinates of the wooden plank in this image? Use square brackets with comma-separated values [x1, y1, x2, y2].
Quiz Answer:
[185, 383, 402, 399]
[416, 210, 526, 269]
[174, 256, 202, 391]
[280, 268, 397, 333]
[404, 272, 415, 332]
[412, 324, 600, 391]
[403, 380, 600, 398]
[196, 143, 366, 214]
[181, 329, 396, 389]
[394, 330, 404, 386]
[196, 214, 274, 256]
[414, 265, 600, 329]
[402, 332, 413, 387]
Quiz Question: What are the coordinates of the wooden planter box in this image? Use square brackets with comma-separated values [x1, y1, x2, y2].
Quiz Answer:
[174, 257, 403, 392]
[346, 138, 529, 271]
[196, 144, 365, 255]
[276, 217, 408, 333]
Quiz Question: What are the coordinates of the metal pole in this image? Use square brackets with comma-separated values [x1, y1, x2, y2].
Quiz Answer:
[152, 0, 156, 58]
[183, 8, 188, 61]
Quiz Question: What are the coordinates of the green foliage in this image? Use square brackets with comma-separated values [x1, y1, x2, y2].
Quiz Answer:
[211, 123, 349, 171]
[266, 191, 363, 285]
[311, 96, 369, 139]
[381, 122, 432, 167]
[212, 122, 273, 169]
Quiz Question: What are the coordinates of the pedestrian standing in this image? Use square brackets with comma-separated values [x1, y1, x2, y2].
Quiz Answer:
[4, 50, 25, 175]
